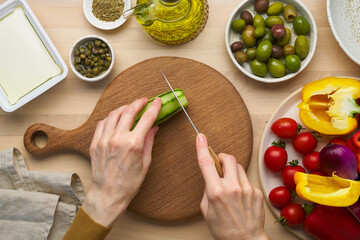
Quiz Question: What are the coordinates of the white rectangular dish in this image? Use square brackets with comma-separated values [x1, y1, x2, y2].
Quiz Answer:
[0, 0, 68, 112]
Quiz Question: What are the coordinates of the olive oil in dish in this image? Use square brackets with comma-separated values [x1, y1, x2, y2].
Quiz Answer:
[0, 7, 61, 105]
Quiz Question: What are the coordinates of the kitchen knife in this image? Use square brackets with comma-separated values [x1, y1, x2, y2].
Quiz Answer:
[161, 71, 224, 177]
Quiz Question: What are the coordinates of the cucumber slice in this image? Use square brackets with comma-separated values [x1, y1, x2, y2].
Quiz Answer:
[133, 89, 188, 128]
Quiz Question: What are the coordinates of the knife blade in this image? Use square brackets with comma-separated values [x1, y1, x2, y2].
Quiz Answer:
[161, 71, 223, 177]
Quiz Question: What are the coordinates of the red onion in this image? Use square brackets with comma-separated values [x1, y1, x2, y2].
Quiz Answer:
[319, 143, 358, 180]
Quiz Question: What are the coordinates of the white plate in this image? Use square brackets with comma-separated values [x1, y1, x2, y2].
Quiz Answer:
[256, 76, 360, 239]
[0, 0, 68, 112]
[327, 0, 360, 66]
[83, 0, 131, 30]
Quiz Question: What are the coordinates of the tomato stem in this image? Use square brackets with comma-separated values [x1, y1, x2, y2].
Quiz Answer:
[309, 131, 321, 141]
[275, 216, 287, 226]
[289, 159, 299, 166]
[272, 139, 286, 149]
[297, 123, 305, 134]
[302, 203, 315, 216]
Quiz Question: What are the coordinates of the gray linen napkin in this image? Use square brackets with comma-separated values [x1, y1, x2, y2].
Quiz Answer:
[0, 148, 85, 240]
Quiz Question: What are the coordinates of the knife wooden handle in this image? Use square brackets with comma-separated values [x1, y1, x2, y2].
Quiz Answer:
[208, 145, 224, 178]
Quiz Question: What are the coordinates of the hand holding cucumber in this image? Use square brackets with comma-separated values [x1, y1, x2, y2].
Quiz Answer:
[196, 133, 268, 240]
[82, 97, 162, 227]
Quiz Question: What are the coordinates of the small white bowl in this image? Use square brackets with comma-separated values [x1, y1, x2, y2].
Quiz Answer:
[69, 35, 115, 82]
[225, 0, 317, 83]
[327, 0, 360, 66]
[83, 0, 131, 30]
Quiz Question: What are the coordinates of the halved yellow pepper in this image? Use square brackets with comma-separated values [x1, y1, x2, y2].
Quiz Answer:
[298, 77, 360, 135]
[294, 172, 360, 207]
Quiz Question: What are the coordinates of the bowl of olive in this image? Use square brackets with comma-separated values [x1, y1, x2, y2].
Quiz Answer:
[225, 0, 317, 83]
[69, 35, 114, 82]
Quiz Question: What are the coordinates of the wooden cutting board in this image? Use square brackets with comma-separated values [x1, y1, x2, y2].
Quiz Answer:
[23, 56, 253, 221]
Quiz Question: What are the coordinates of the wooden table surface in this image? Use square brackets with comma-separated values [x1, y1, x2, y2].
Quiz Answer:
[0, 0, 359, 239]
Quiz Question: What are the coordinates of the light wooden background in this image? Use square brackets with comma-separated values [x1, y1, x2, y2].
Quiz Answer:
[0, 0, 359, 239]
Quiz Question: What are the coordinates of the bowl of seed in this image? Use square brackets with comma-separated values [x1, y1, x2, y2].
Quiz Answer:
[69, 35, 115, 82]
[83, 0, 131, 30]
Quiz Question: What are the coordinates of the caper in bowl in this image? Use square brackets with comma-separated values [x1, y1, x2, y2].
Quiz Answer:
[69, 35, 115, 82]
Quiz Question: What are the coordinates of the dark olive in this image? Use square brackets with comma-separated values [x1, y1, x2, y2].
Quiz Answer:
[230, 41, 244, 52]
[255, 0, 269, 13]
[271, 45, 283, 58]
[271, 24, 286, 40]
[241, 11, 253, 25]
[235, 51, 247, 64]
[283, 45, 295, 56]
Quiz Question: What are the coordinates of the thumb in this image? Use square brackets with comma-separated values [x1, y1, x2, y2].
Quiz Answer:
[142, 126, 159, 171]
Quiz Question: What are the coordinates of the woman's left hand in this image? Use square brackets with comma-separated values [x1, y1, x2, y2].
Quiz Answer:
[82, 97, 162, 227]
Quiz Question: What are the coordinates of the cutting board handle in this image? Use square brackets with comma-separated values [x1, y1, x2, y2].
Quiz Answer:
[23, 123, 82, 156]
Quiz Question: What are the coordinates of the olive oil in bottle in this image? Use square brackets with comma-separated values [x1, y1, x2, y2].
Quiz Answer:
[123, 0, 206, 45]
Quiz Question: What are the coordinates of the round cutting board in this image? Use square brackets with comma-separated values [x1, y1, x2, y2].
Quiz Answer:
[24, 57, 253, 221]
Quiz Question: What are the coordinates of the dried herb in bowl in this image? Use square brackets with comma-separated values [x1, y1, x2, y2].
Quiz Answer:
[92, 0, 124, 22]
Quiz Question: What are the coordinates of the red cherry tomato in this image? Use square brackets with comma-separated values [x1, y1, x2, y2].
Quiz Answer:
[302, 151, 320, 172]
[293, 132, 317, 155]
[268, 186, 292, 208]
[281, 161, 306, 189]
[280, 203, 306, 226]
[271, 118, 299, 139]
[311, 171, 327, 176]
[264, 146, 288, 172]
[330, 137, 347, 146]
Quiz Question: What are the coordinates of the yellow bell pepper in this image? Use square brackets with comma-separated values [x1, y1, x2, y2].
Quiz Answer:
[298, 77, 360, 135]
[294, 172, 360, 207]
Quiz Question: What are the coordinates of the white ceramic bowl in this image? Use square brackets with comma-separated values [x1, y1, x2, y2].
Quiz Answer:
[225, 0, 317, 83]
[69, 35, 115, 82]
[83, 0, 131, 30]
[327, 0, 360, 66]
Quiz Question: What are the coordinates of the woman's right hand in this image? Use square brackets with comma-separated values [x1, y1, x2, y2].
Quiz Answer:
[196, 133, 268, 240]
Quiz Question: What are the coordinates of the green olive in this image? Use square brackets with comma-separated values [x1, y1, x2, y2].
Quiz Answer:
[258, 30, 275, 44]
[250, 59, 267, 77]
[256, 40, 273, 61]
[265, 16, 283, 28]
[75, 65, 82, 72]
[277, 28, 291, 47]
[90, 61, 95, 67]
[98, 59, 104, 66]
[104, 61, 111, 69]
[79, 47, 85, 53]
[253, 15, 266, 28]
[283, 5, 297, 22]
[235, 51, 247, 64]
[283, 45, 295, 56]
[232, 18, 246, 33]
[106, 56, 112, 62]
[254, 27, 266, 38]
[99, 49, 105, 54]
[293, 16, 310, 35]
[268, 58, 286, 78]
[285, 55, 301, 72]
[93, 57, 99, 62]
[245, 48, 257, 61]
[80, 54, 86, 60]
[295, 35, 309, 60]
[267, 2, 283, 16]
[85, 49, 91, 56]
[101, 43, 107, 48]
[75, 50, 80, 56]
[242, 25, 256, 48]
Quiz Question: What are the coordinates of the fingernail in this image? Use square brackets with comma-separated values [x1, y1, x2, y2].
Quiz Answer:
[154, 97, 161, 104]
[197, 133, 206, 142]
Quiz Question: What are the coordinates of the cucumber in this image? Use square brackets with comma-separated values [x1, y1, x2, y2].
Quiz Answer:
[133, 89, 188, 128]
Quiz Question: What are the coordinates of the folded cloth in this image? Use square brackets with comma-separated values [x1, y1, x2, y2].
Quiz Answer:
[0, 148, 85, 240]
